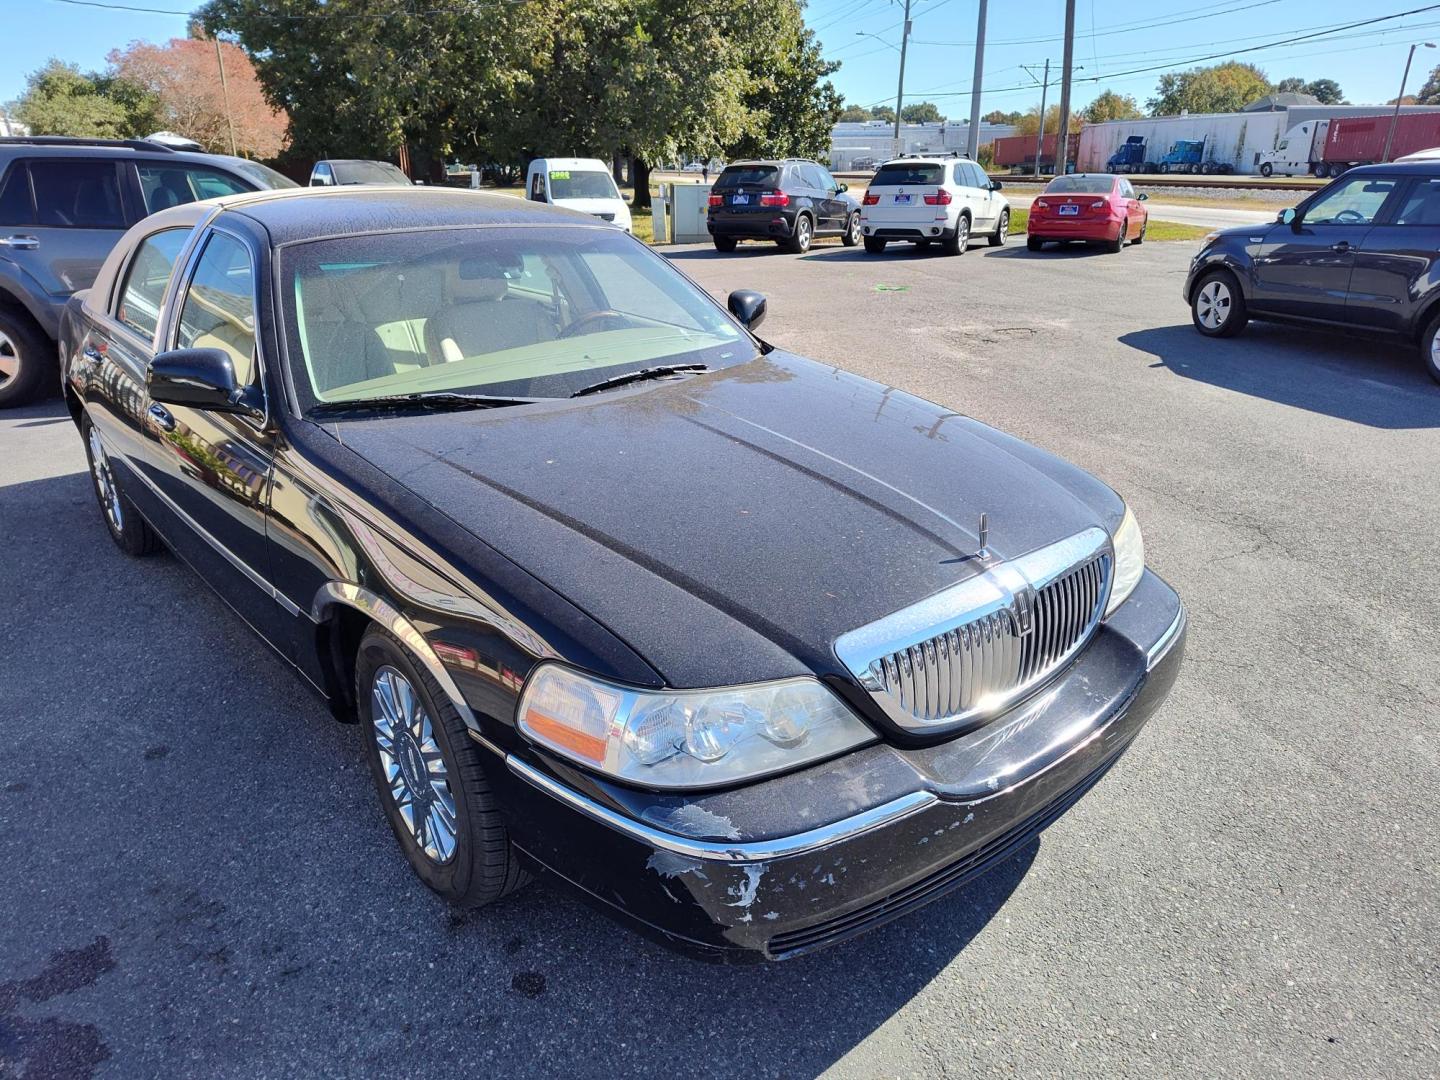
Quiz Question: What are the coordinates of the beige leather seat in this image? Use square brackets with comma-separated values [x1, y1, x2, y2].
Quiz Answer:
[424, 260, 555, 365]
[300, 275, 397, 393]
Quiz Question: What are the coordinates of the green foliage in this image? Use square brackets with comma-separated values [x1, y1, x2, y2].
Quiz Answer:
[1414, 65, 1440, 104]
[838, 104, 871, 122]
[1013, 104, 1079, 138]
[870, 104, 896, 124]
[975, 142, 995, 170]
[1147, 62, 1272, 116]
[13, 60, 160, 138]
[1083, 90, 1143, 124]
[900, 101, 943, 124]
[982, 109, 1023, 125]
[1274, 76, 1345, 104]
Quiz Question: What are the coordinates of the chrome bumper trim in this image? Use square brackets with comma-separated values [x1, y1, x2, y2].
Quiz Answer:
[1147, 602, 1187, 671]
[504, 753, 937, 864]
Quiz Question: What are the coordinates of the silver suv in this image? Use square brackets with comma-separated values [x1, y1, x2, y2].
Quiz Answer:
[0, 136, 295, 407]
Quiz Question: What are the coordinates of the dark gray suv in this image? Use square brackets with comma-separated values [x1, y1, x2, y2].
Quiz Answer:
[0, 136, 295, 407]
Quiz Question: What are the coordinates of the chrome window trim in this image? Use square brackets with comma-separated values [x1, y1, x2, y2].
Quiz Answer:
[503, 753, 936, 863]
[834, 527, 1113, 735]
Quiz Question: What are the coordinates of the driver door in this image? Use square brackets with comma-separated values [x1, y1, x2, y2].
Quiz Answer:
[1252, 175, 1401, 321]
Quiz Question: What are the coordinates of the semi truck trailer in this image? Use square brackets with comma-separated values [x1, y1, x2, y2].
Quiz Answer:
[1258, 113, 1440, 177]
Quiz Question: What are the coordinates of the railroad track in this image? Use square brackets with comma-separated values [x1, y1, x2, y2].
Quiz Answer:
[833, 170, 1324, 192]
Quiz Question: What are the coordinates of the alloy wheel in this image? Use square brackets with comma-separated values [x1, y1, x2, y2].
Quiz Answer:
[87, 426, 124, 534]
[957, 217, 969, 248]
[796, 216, 811, 251]
[1195, 279, 1231, 330]
[996, 212, 1008, 244]
[0, 329, 18, 391]
[847, 212, 861, 245]
[371, 665, 458, 863]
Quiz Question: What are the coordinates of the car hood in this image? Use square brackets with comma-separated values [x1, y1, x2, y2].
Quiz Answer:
[329, 351, 1123, 688]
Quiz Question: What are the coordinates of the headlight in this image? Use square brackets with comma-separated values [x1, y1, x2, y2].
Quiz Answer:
[1105, 505, 1145, 617]
[516, 666, 876, 789]
[1199, 230, 1221, 248]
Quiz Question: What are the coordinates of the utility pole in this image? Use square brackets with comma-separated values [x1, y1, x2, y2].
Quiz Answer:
[1384, 41, 1436, 161]
[1030, 60, 1050, 176]
[1054, 0, 1076, 176]
[965, 0, 988, 159]
[892, 0, 913, 159]
[214, 36, 238, 157]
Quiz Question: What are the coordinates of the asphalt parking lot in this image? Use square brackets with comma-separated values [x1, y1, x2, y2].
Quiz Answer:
[2, 235, 1437, 1078]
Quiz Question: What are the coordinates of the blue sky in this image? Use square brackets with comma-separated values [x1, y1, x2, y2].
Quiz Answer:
[1, 0, 1435, 114]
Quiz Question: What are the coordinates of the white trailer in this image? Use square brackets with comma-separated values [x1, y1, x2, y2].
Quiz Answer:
[1078, 112, 1285, 175]
[1255, 120, 1329, 177]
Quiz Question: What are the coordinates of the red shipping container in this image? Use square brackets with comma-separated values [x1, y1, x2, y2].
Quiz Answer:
[992, 133, 1079, 168]
[1324, 112, 1440, 164]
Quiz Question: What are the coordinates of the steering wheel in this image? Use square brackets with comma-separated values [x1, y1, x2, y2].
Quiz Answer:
[1332, 208, 1366, 224]
[558, 309, 632, 339]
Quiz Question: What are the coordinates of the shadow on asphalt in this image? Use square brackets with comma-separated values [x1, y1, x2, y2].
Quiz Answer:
[1120, 323, 1439, 428]
[0, 456, 1044, 1076]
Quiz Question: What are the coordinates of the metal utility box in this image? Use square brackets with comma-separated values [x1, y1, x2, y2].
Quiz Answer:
[663, 182, 713, 244]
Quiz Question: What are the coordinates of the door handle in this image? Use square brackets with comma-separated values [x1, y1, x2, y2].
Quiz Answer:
[0, 235, 39, 250]
[147, 403, 176, 432]
[1330, 241, 1351, 253]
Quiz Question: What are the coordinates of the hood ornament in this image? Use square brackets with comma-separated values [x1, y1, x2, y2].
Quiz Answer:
[977, 512, 990, 560]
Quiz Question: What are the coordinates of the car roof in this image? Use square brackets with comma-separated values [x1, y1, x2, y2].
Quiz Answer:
[1345, 160, 1440, 176]
[721, 159, 814, 168]
[530, 157, 610, 170]
[207, 185, 611, 245]
[0, 137, 245, 170]
[877, 156, 974, 166]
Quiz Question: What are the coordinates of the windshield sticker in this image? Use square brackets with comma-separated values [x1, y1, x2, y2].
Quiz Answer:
[549, 171, 571, 180]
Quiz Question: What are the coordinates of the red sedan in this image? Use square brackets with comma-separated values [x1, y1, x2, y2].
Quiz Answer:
[1026, 173, 1148, 253]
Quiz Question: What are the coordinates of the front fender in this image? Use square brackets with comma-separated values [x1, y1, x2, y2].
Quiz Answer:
[1185, 245, 1254, 303]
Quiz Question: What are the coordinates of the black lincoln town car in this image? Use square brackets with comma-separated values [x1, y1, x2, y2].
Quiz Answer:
[61, 188, 1185, 960]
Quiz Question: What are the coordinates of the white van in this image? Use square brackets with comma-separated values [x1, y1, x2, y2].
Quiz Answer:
[525, 157, 632, 233]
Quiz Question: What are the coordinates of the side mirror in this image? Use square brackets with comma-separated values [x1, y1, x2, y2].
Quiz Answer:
[148, 348, 262, 418]
[622, 192, 633, 203]
[1278, 207, 1298, 226]
[990, 180, 1004, 191]
[838, 182, 849, 193]
[1138, 192, 1148, 201]
[727, 289, 767, 332]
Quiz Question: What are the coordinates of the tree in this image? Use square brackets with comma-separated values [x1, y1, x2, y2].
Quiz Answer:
[838, 104, 871, 122]
[1013, 103, 1079, 138]
[900, 101, 943, 124]
[1275, 76, 1345, 104]
[982, 109, 1023, 124]
[13, 60, 159, 138]
[1147, 61, 1272, 116]
[870, 104, 896, 124]
[1083, 90, 1142, 124]
[110, 37, 287, 157]
[1414, 65, 1440, 104]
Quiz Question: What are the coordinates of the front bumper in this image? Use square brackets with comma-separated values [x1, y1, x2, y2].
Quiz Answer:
[488, 569, 1186, 961]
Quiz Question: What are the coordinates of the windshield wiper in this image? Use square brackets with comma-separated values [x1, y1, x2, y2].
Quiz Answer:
[569, 364, 710, 398]
[308, 391, 537, 416]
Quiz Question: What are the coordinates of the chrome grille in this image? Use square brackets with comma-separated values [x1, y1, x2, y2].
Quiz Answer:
[834, 528, 1112, 734]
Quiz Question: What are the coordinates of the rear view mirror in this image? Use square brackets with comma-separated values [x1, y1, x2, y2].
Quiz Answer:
[148, 348, 262, 419]
[728, 289, 767, 332]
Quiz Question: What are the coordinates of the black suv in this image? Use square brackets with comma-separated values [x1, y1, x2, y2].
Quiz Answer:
[706, 159, 862, 253]
[0, 136, 295, 406]
[1184, 161, 1440, 384]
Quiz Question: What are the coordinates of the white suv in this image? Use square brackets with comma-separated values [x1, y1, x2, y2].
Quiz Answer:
[859, 155, 1010, 255]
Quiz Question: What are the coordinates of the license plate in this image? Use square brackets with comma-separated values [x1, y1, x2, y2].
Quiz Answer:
[893, 194, 913, 204]
[732, 193, 749, 205]
[1059, 204, 1079, 215]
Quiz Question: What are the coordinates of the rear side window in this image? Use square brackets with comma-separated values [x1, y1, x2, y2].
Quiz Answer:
[0, 163, 33, 225]
[138, 164, 251, 213]
[873, 163, 943, 185]
[1393, 179, 1440, 225]
[715, 166, 780, 188]
[116, 229, 189, 340]
[29, 161, 124, 228]
[177, 231, 257, 386]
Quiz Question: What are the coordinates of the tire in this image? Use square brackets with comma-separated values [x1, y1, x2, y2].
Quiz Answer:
[783, 214, 812, 254]
[0, 310, 53, 409]
[1421, 312, 1440, 385]
[1259, 163, 1273, 177]
[1158, 162, 1170, 174]
[1132, 217, 1147, 245]
[863, 236, 887, 254]
[1107, 219, 1128, 254]
[841, 211, 861, 247]
[357, 626, 529, 908]
[81, 415, 161, 556]
[1191, 269, 1248, 338]
[942, 215, 969, 255]
[712, 236, 737, 252]
[989, 209, 1009, 247]
[1027, 235, 1043, 252]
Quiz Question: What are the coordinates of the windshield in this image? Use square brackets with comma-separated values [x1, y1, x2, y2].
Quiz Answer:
[715, 165, 780, 188]
[548, 170, 619, 200]
[1044, 175, 1115, 194]
[228, 159, 299, 189]
[333, 161, 410, 185]
[872, 163, 943, 185]
[281, 226, 751, 409]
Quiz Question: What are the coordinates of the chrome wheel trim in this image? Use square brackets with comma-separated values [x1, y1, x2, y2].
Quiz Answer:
[0, 329, 18, 386]
[957, 217, 969, 247]
[997, 212, 1008, 243]
[87, 426, 124, 533]
[372, 665, 458, 864]
[1196, 280, 1231, 330]
[1431, 329, 1440, 368]
[796, 216, 811, 249]
[847, 212, 860, 244]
